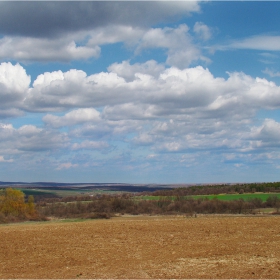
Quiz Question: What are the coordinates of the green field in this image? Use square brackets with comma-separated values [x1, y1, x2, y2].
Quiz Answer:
[18, 188, 91, 198]
[138, 193, 280, 202]
[18, 188, 57, 196]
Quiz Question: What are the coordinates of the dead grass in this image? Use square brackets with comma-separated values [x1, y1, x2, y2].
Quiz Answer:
[1, 215, 280, 279]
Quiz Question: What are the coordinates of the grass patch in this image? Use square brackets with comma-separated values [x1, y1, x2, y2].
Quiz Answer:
[195, 193, 280, 201]
[138, 193, 280, 202]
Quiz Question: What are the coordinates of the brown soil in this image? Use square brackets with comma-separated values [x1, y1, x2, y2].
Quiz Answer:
[1, 215, 280, 279]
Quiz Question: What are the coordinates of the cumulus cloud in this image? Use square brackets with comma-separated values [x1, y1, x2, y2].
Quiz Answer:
[24, 65, 219, 111]
[102, 103, 157, 121]
[0, 62, 30, 93]
[0, 62, 279, 128]
[0, 123, 69, 154]
[9, 62, 280, 121]
[0, 108, 24, 119]
[43, 108, 100, 128]
[87, 25, 145, 47]
[136, 24, 208, 68]
[0, 62, 30, 116]
[0, 36, 100, 62]
[0, 25, 144, 63]
[108, 60, 165, 82]
[250, 119, 280, 148]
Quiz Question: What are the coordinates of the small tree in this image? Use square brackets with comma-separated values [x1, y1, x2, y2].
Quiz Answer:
[267, 195, 280, 213]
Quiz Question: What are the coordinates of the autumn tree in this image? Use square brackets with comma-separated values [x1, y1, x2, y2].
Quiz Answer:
[0, 188, 38, 221]
[0, 188, 26, 216]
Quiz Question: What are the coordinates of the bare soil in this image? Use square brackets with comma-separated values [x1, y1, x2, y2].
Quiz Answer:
[1, 215, 280, 279]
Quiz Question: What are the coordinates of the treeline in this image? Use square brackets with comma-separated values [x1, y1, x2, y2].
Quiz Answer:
[0, 188, 45, 223]
[37, 193, 280, 219]
[145, 182, 280, 197]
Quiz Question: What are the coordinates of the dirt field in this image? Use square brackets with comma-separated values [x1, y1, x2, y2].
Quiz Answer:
[1, 215, 280, 279]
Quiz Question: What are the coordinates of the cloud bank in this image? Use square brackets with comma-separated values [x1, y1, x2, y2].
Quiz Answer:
[1, 61, 280, 171]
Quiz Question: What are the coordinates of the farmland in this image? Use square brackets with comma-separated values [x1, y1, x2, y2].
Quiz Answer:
[1, 215, 280, 279]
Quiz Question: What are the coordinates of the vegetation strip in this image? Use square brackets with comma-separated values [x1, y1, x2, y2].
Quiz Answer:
[1, 182, 280, 223]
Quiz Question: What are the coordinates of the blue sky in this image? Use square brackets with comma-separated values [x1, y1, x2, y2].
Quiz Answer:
[1, 1, 280, 184]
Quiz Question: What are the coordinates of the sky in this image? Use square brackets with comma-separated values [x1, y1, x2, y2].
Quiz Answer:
[1, 1, 280, 184]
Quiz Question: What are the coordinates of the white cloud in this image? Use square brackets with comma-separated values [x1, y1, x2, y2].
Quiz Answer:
[263, 68, 280, 78]
[0, 25, 148, 63]
[193, 22, 212, 41]
[0, 62, 30, 92]
[108, 60, 165, 82]
[43, 108, 100, 128]
[0, 123, 69, 154]
[0, 36, 100, 62]
[133, 133, 155, 146]
[56, 162, 78, 170]
[0, 62, 30, 117]
[231, 36, 280, 51]
[24, 65, 222, 112]
[0, 22, 205, 65]
[102, 103, 156, 121]
[250, 119, 280, 148]
[0, 156, 13, 163]
[147, 154, 157, 159]
[259, 53, 278, 59]
[0, 108, 24, 119]
[0, 62, 278, 124]
[217, 36, 280, 53]
[87, 25, 145, 47]
[72, 140, 109, 150]
[135, 24, 207, 68]
[32, 70, 65, 87]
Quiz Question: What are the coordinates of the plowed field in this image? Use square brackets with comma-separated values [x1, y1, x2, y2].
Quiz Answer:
[1, 215, 280, 279]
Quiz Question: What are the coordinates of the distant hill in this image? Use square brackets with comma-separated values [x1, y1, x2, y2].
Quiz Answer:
[0, 181, 186, 193]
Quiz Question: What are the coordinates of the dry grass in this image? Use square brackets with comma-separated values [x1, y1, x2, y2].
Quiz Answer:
[1, 215, 280, 279]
